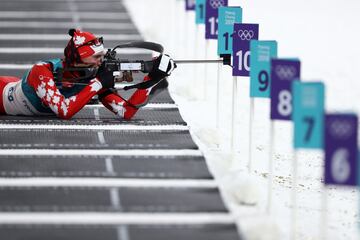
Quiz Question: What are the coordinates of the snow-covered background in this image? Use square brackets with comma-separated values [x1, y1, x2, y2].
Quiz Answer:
[124, 0, 360, 239]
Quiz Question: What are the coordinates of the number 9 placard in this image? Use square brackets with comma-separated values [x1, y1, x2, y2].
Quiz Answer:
[270, 59, 301, 120]
[325, 114, 358, 186]
[250, 40, 277, 98]
[232, 23, 259, 77]
[292, 82, 325, 149]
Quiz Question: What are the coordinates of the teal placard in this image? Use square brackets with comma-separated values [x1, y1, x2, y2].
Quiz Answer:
[217, 6, 242, 55]
[292, 82, 325, 149]
[250, 40, 277, 98]
[195, 0, 206, 24]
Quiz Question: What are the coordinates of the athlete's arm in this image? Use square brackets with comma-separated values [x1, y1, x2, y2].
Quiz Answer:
[27, 63, 102, 119]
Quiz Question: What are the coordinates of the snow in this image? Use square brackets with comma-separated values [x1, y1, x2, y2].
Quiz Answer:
[124, 0, 360, 239]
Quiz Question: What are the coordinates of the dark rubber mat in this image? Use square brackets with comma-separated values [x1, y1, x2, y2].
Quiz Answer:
[0, 3, 126, 12]
[0, 107, 185, 126]
[0, 187, 227, 212]
[0, 129, 198, 150]
[0, 155, 212, 179]
[0, 224, 241, 240]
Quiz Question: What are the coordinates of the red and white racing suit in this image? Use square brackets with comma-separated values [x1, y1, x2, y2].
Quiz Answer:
[0, 59, 152, 120]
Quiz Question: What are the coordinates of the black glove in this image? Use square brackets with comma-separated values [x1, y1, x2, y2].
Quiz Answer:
[96, 63, 114, 89]
[148, 54, 177, 80]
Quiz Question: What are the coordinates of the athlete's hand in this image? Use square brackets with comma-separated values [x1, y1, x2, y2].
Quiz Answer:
[148, 54, 176, 80]
[96, 63, 114, 89]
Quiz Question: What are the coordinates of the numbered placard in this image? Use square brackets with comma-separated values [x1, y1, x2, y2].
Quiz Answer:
[250, 40, 277, 97]
[196, 0, 206, 24]
[217, 7, 242, 55]
[205, 0, 228, 39]
[293, 82, 325, 149]
[270, 59, 301, 120]
[186, 0, 196, 10]
[325, 114, 358, 186]
[232, 23, 259, 76]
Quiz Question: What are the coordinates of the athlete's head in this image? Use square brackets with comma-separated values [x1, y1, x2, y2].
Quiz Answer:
[64, 29, 105, 68]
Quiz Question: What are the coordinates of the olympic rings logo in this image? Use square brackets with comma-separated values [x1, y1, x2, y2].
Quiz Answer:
[237, 30, 254, 41]
[275, 65, 297, 80]
[329, 120, 354, 140]
[210, 0, 225, 9]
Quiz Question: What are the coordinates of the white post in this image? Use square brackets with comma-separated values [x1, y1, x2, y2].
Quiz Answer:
[230, 76, 237, 152]
[266, 121, 275, 214]
[216, 62, 221, 128]
[291, 150, 299, 240]
[248, 98, 254, 173]
[320, 186, 328, 240]
[203, 40, 210, 100]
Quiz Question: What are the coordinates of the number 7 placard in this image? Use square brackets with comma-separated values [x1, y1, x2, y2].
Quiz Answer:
[292, 82, 325, 149]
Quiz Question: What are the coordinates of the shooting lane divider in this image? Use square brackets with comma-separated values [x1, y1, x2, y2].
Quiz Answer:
[267, 58, 301, 217]
[217, 7, 242, 129]
[292, 81, 325, 240]
[323, 114, 358, 240]
[231, 23, 259, 158]
[249, 40, 278, 174]
[204, 0, 228, 100]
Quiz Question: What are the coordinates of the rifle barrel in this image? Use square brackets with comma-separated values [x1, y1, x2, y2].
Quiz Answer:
[174, 59, 223, 64]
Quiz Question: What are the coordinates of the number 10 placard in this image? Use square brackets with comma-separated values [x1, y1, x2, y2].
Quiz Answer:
[232, 23, 259, 76]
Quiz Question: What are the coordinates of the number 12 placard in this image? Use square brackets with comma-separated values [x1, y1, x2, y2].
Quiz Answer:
[205, 0, 228, 39]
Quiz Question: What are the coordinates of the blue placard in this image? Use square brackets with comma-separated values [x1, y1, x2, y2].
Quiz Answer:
[195, 0, 206, 24]
[292, 82, 325, 149]
[217, 7, 242, 55]
[270, 58, 301, 121]
[325, 114, 358, 186]
[186, 0, 196, 10]
[205, 0, 228, 39]
[250, 40, 278, 98]
[232, 23, 259, 76]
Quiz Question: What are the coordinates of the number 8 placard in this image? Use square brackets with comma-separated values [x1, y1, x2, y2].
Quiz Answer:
[270, 59, 301, 120]
[292, 82, 325, 149]
[325, 114, 358, 186]
[232, 23, 259, 76]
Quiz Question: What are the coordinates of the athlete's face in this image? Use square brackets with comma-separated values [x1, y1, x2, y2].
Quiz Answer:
[80, 52, 105, 68]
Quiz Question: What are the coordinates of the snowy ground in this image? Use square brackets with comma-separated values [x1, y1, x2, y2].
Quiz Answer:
[124, 0, 360, 239]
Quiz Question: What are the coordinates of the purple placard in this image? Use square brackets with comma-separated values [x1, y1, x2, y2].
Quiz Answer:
[205, 0, 228, 39]
[270, 59, 301, 120]
[232, 23, 259, 76]
[325, 114, 358, 186]
[186, 0, 196, 10]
